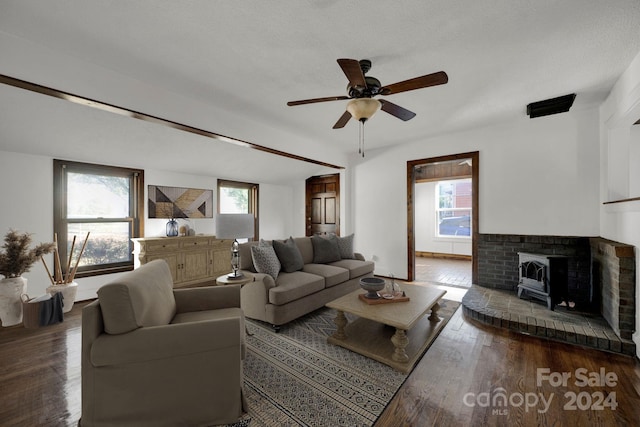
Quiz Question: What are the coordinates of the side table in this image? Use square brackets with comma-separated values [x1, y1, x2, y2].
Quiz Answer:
[216, 271, 254, 286]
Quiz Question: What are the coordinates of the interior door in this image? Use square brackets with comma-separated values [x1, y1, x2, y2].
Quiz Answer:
[306, 174, 340, 236]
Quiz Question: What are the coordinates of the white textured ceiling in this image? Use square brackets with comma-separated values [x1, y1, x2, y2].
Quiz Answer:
[1, 0, 640, 182]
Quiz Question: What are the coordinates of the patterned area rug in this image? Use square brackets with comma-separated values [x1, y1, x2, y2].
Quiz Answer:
[237, 299, 459, 427]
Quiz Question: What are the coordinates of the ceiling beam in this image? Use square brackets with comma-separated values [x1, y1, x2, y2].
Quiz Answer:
[0, 74, 344, 170]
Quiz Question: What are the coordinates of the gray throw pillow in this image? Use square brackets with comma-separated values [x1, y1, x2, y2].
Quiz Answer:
[334, 233, 355, 259]
[273, 236, 304, 273]
[251, 239, 281, 280]
[311, 235, 341, 264]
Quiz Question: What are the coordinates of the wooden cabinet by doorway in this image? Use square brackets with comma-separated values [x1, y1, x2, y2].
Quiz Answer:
[306, 174, 340, 236]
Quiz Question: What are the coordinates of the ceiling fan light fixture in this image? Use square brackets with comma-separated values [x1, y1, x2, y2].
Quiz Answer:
[346, 98, 381, 122]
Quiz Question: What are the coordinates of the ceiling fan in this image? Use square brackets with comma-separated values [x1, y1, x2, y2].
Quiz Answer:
[287, 58, 448, 129]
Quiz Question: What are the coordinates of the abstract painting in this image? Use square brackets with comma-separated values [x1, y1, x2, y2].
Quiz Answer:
[148, 185, 213, 218]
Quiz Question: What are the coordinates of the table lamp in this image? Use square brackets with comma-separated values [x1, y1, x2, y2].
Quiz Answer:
[215, 213, 254, 279]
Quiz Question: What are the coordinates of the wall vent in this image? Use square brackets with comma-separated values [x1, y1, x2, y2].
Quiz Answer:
[527, 93, 576, 118]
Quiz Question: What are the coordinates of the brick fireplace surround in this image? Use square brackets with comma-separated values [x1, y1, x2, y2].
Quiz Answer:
[463, 234, 636, 355]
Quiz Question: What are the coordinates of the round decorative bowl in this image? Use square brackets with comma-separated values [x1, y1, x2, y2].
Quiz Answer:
[360, 277, 386, 299]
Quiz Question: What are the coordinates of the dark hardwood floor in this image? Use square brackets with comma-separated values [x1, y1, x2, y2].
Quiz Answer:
[376, 309, 640, 426]
[1, 301, 639, 426]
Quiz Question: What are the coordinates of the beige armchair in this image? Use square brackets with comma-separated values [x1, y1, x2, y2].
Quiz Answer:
[79, 259, 246, 427]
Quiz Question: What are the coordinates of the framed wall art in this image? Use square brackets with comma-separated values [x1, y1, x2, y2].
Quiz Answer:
[148, 185, 213, 219]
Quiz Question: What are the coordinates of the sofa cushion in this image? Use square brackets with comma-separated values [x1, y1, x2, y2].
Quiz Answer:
[97, 259, 176, 335]
[294, 237, 314, 264]
[302, 263, 350, 288]
[269, 271, 324, 305]
[251, 240, 280, 280]
[334, 233, 355, 259]
[273, 236, 304, 273]
[239, 240, 259, 272]
[311, 235, 341, 263]
[330, 259, 375, 279]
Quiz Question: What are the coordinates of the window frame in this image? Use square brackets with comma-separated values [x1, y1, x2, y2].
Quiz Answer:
[53, 159, 144, 278]
[217, 179, 259, 240]
[435, 178, 472, 239]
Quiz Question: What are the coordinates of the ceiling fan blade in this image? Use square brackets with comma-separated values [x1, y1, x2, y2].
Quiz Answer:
[337, 58, 367, 88]
[287, 96, 349, 106]
[379, 99, 416, 121]
[380, 71, 448, 95]
[332, 110, 352, 129]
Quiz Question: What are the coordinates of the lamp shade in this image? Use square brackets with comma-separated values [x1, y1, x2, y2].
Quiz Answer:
[215, 213, 255, 239]
[346, 98, 381, 122]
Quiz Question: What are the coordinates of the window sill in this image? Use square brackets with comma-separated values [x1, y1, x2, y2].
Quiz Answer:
[73, 264, 134, 279]
[434, 236, 472, 242]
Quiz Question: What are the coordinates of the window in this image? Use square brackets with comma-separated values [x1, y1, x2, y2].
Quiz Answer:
[53, 160, 144, 277]
[436, 178, 472, 237]
[217, 179, 259, 240]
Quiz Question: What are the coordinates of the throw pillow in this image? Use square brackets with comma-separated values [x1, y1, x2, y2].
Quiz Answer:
[273, 236, 304, 273]
[311, 235, 341, 264]
[251, 240, 281, 280]
[334, 233, 355, 259]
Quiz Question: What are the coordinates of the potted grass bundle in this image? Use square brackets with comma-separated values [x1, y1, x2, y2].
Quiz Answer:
[0, 230, 55, 326]
[41, 232, 90, 313]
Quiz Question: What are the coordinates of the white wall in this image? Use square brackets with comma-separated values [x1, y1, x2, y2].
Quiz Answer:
[0, 152, 56, 299]
[599, 48, 640, 357]
[0, 149, 298, 301]
[257, 183, 295, 239]
[352, 106, 601, 279]
[415, 181, 472, 256]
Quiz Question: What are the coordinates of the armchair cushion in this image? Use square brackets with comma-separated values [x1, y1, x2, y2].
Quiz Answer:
[90, 315, 242, 367]
[173, 285, 240, 313]
[97, 260, 176, 334]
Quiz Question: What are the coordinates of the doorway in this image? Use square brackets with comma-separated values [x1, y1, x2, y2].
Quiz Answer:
[407, 152, 479, 283]
[306, 174, 340, 236]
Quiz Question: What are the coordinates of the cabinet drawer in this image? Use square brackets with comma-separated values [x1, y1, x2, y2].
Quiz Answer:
[180, 237, 211, 248]
[211, 239, 233, 249]
[146, 240, 180, 252]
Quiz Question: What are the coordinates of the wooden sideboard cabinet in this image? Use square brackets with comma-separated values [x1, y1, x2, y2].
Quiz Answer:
[131, 235, 233, 288]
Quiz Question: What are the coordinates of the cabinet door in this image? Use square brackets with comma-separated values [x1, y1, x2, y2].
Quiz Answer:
[181, 249, 211, 283]
[147, 254, 179, 284]
[212, 247, 232, 277]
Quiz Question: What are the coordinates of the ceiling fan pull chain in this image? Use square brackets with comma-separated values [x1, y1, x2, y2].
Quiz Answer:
[358, 120, 362, 155]
[359, 120, 365, 157]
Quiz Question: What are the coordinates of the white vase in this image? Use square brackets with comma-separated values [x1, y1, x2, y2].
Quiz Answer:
[47, 281, 78, 313]
[0, 276, 27, 327]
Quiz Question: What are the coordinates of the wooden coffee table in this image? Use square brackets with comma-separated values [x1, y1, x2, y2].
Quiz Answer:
[326, 283, 446, 372]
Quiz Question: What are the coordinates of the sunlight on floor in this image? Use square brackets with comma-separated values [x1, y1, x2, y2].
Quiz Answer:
[409, 282, 467, 302]
[415, 257, 472, 289]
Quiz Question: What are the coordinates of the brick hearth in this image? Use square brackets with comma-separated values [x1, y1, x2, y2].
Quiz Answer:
[469, 233, 636, 353]
[462, 285, 636, 356]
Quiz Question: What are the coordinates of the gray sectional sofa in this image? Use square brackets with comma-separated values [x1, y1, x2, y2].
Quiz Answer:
[238, 235, 374, 328]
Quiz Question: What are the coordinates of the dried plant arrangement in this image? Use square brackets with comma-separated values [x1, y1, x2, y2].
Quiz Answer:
[0, 229, 56, 279]
[41, 232, 90, 286]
